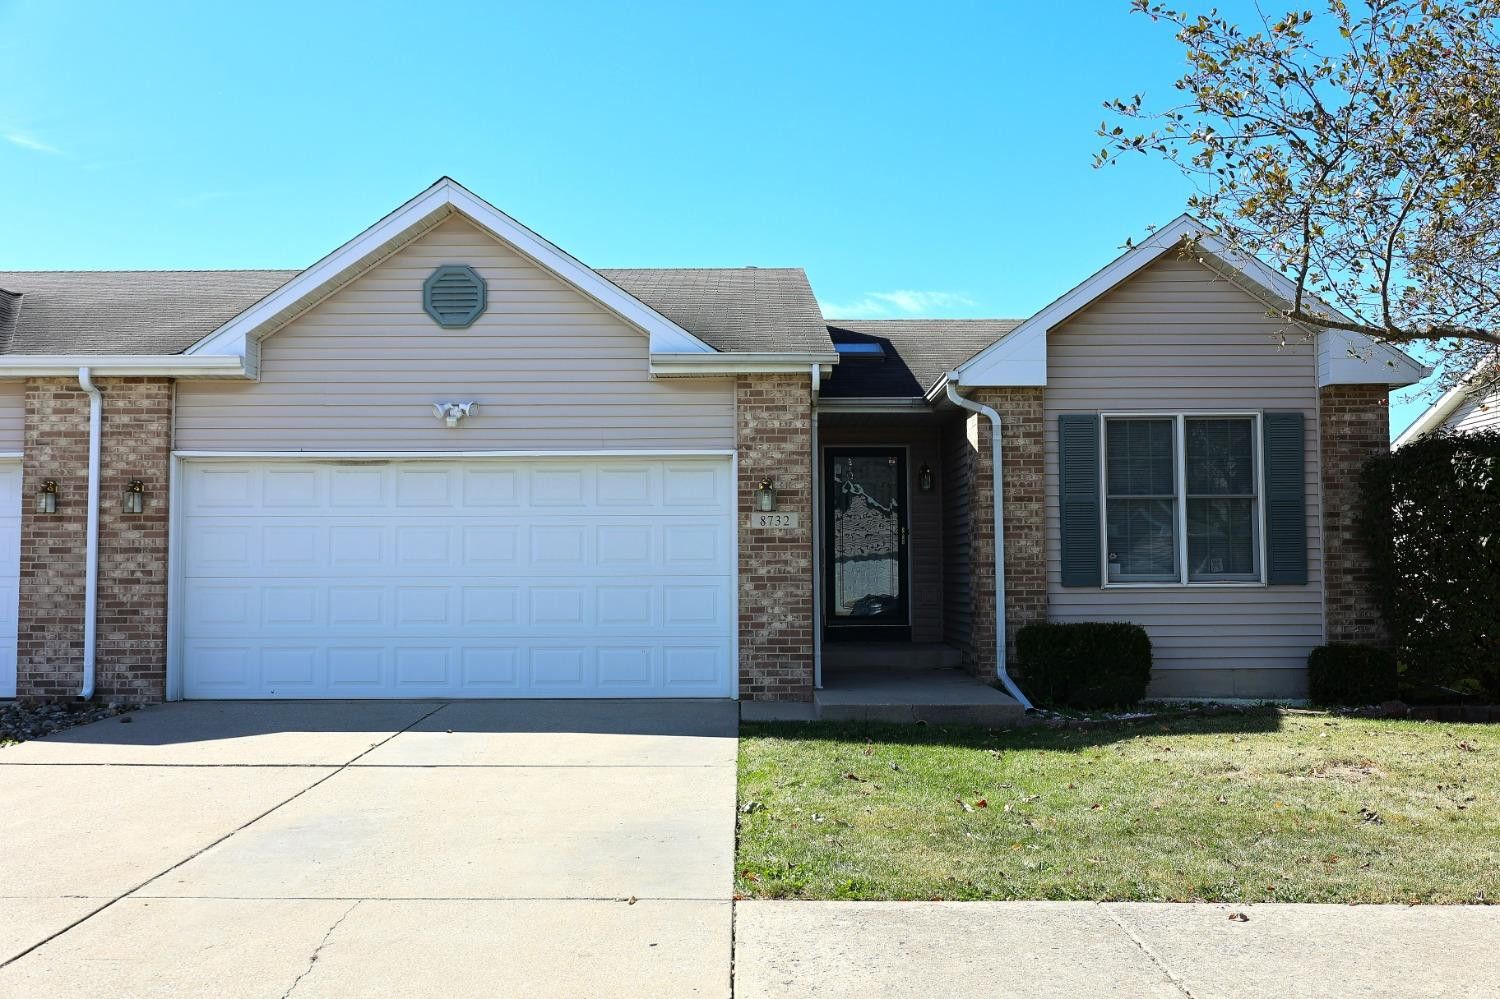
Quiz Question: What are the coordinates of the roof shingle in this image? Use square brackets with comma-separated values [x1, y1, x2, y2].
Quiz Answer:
[822, 319, 1023, 398]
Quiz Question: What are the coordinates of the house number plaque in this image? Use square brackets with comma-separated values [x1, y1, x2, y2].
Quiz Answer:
[748, 512, 800, 529]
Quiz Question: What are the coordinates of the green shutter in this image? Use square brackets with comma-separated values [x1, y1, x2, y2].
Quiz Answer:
[1058, 413, 1102, 587]
[1263, 412, 1307, 585]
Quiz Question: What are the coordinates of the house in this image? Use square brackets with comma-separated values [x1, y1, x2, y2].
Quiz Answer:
[1393, 363, 1500, 446]
[0, 179, 1424, 706]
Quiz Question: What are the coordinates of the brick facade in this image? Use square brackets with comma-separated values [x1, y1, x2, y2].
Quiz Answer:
[18, 377, 172, 702]
[1319, 383, 1390, 646]
[960, 387, 1047, 679]
[736, 374, 815, 700]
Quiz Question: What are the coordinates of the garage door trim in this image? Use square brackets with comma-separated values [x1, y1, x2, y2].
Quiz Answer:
[166, 449, 738, 701]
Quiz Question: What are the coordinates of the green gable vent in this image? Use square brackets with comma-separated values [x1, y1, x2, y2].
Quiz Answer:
[423, 265, 487, 328]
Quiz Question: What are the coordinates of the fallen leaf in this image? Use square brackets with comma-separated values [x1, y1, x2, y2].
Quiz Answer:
[957, 799, 975, 813]
[627, 896, 638, 905]
[974, 799, 988, 809]
[1089, 803, 1103, 811]
[842, 772, 866, 782]
[1228, 911, 1250, 922]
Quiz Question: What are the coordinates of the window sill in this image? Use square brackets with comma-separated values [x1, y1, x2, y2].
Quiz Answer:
[1101, 581, 1268, 590]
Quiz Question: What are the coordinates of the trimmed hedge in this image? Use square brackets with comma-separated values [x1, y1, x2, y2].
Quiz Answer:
[1307, 643, 1399, 705]
[1015, 622, 1152, 709]
[1358, 428, 1500, 700]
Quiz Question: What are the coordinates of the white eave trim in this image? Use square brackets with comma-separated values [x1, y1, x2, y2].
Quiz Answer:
[954, 214, 1426, 390]
[650, 351, 837, 376]
[1392, 384, 1467, 448]
[185, 177, 718, 367]
[0, 354, 250, 378]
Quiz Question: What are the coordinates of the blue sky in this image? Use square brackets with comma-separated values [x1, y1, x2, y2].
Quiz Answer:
[0, 0, 1435, 435]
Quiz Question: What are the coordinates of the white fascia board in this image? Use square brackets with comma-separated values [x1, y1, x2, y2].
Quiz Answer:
[650, 352, 837, 376]
[185, 177, 717, 363]
[1392, 383, 1467, 448]
[956, 216, 1207, 387]
[0, 355, 250, 378]
[956, 213, 1426, 390]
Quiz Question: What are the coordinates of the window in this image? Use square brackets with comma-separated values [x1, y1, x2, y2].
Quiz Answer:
[1104, 414, 1261, 585]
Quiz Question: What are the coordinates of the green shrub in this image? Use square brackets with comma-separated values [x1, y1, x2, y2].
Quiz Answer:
[1014, 622, 1152, 709]
[1307, 643, 1399, 705]
[1358, 429, 1500, 700]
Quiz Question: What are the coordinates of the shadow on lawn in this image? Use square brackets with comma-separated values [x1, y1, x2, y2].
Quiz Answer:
[740, 706, 1286, 752]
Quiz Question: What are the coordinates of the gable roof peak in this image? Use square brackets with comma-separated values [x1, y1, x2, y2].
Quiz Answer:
[183, 179, 718, 368]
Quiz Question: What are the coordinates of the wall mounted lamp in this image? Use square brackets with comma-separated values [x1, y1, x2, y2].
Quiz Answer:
[123, 479, 146, 514]
[917, 464, 934, 492]
[754, 478, 777, 512]
[36, 479, 57, 515]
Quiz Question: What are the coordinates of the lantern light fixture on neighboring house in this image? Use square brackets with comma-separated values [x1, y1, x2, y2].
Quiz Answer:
[123, 479, 146, 514]
[755, 478, 777, 512]
[917, 464, 934, 492]
[36, 479, 57, 515]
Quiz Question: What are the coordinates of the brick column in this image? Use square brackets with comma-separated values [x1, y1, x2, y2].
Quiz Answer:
[736, 374, 814, 701]
[963, 387, 1046, 679]
[18, 377, 172, 702]
[1319, 384, 1390, 646]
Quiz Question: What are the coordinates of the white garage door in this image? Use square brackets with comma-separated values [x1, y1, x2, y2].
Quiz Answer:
[180, 457, 735, 699]
[0, 462, 20, 698]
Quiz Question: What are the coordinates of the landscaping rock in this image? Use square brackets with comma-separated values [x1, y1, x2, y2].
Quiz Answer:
[0, 700, 136, 746]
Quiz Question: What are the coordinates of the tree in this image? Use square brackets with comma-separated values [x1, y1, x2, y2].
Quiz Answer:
[1098, 1, 1500, 391]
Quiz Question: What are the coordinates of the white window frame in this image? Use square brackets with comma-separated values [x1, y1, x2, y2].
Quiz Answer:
[1098, 411, 1268, 589]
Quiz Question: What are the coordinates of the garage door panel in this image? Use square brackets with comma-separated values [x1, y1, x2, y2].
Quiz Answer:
[181, 458, 734, 699]
[184, 521, 731, 577]
[183, 461, 729, 517]
[186, 580, 729, 640]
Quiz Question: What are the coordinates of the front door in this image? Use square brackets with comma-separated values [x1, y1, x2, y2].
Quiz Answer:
[823, 447, 910, 641]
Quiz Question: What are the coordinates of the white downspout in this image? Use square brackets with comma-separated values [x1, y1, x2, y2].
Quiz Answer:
[945, 375, 1033, 710]
[78, 367, 101, 701]
[810, 363, 823, 690]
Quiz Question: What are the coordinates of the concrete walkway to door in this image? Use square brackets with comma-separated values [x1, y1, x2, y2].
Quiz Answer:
[0, 699, 737, 997]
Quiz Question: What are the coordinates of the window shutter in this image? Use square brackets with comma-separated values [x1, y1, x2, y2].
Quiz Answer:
[1263, 412, 1307, 585]
[1058, 413, 1102, 587]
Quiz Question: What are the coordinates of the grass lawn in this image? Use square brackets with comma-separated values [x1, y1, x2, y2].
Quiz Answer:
[736, 710, 1498, 904]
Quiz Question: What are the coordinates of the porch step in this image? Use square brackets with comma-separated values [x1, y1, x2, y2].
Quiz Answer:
[821, 642, 964, 673]
[812, 668, 1030, 726]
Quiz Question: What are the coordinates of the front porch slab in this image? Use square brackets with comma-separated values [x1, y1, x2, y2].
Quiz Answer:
[740, 667, 1030, 726]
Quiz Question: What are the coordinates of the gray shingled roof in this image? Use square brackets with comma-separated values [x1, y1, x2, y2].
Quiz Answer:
[0, 271, 298, 355]
[599, 267, 832, 355]
[0, 266, 834, 357]
[822, 319, 1023, 398]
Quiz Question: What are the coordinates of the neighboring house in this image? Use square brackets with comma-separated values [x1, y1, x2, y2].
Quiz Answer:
[1393, 363, 1500, 446]
[0, 179, 1423, 704]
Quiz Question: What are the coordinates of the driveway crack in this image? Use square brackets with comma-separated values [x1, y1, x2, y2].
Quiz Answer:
[1100, 904, 1197, 998]
[281, 900, 361, 998]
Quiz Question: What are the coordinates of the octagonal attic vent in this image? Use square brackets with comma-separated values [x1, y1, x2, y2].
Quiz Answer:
[423, 265, 488, 328]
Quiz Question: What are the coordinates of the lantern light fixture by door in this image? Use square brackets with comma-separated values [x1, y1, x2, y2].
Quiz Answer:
[123, 479, 146, 514]
[754, 478, 777, 512]
[36, 479, 58, 514]
[917, 464, 934, 492]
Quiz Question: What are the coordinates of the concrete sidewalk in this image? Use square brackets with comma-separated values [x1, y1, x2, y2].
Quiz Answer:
[734, 900, 1500, 999]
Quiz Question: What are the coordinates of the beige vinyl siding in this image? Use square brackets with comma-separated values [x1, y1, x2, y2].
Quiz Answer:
[175, 216, 734, 452]
[941, 417, 973, 650]
[1043, 253, 1324, 697]
[0, 383, 21, 451]
[820, 420, 944, 643]
[1444, 389, 1500, 435]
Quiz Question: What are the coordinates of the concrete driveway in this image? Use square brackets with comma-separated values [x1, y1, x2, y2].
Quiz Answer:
[0, 699, 737, 998]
